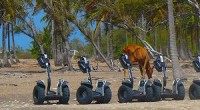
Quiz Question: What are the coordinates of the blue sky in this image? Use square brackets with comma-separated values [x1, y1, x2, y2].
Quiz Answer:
[0, 11, 86, 50]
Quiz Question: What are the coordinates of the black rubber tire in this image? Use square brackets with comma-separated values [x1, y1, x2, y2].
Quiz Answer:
[96, 87, 112, 104]
[189, 83, 200, 100]
[76, 85, 93, 104]
[174, 84, 185, 100]
[152, 85, 161, 101]
[33, 85, 45, 104]
[118, 85, 133, 103]
[145, 86, 153, 102]
[59, 86, 70, 104]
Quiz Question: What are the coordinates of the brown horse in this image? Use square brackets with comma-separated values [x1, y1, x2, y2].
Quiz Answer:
[123, 44, 154, 79]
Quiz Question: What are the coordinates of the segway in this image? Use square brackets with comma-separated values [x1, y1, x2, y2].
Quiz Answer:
[153, 54, 185, 100]
[76, 56, 112, 104]
[189, 55, 200, 100]
[33, 54, 70, 104]
[118, 54, 155, 103]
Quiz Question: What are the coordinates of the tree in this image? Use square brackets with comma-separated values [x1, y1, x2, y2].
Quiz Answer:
[29, 27, 52, 58]
[2, 22, 11, 67]
[11, 22, 20, 62]
[7, 23, 15, 64]
[168, 0, 181, 79]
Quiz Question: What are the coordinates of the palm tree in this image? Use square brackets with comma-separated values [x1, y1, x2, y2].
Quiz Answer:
[11, 22, 19, 63]
[168, 0, 181, 79]
[7, 23, 15, 64]
[2, 22, 11, 67]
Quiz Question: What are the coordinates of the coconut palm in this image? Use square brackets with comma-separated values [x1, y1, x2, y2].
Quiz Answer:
[168, 0, 182, 79]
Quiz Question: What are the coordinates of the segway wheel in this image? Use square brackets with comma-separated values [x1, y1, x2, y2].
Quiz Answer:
[118, 85, 133, 103]
[76, 85, 93, 104]
[152, 84, 161, 101]
[189, 83, 200, 100]
[59, 86, 70, 104]
[145, 86, 153, 102]
[96, 86, 112, 104]
[174, 84, 185, 100]
[33, 85, 45, 104]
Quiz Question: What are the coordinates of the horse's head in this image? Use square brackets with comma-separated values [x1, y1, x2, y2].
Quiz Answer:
[123, 46, 129, 54]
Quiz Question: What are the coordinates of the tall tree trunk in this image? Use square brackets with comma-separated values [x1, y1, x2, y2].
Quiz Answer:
[126, 31, 128, 46]
[191, 27, 195, 55]
[159, 26, 162, 53]
[195, 7, 200, 55]
[165, 26, 170, 57]
[178, 24, 186, 59]
[53, 28, 62, 66]
[11, 23, 19, 63]
[168, 0, 181, 79]
[2, 23, 11, 67]
[38, 42, 45, 54]
[106, 30, 110, 58]
[63, 38, 73, 71]
[97, 25, 101, 60]
[50, 0, 61, 66]
[109, 24, 114, 68]
[183, 18, 191, 59]
[176, 26, 181, 57]
[7, 23, 15, 64]
[154, 27, 157, 51]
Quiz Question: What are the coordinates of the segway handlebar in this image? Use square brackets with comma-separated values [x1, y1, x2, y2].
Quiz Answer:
[37, 54, 50, 69]
[78, 56, 91, 73]
[119, 54, 131, 69]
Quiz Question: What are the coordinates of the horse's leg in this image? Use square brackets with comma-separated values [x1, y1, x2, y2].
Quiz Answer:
[143, 56, 149, 79]
[139, 64, 145, 79]
[146, 66, 152, 79]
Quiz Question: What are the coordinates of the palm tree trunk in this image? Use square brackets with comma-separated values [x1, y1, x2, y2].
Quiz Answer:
[7, 23, 15, 64]
[109, 25, 114, 60]
[2, 22, 11, 67]
[159, 27, 162, 53]
[168, 0, 181, 79]
[106, 30, 110, 58]
[53, 28, 62, 66]
[11, 23, 19, 63]
[179, 24, 186, 59]
[194, 7, 200, 55]
[63, 38, 73, 71]
[97, 26, 101, 60]
[154, 27, 157, 51]
[165, 26, 170, 57]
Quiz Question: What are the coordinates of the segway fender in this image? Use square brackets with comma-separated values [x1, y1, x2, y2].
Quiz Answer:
[172, 79, 184, 94]
[153, 79, 162, 87]
[104, 82, 111, 87]
[145, 80, 153, 87]
[105, 81, 111, 86]
[36, 80, 45, 88]
[81, 81, 93, 89]
[193, 80, 200, 85]
[62, 81, 69, 88]
[122, 80, 133, 88]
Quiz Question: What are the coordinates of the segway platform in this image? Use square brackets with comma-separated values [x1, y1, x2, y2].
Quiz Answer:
[189, 56, 200, 100]
[33, 54, 70, 104]
[76, 56, 112, 104]
[118, 54, 157, 103]
[153, 54, 185, 100]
